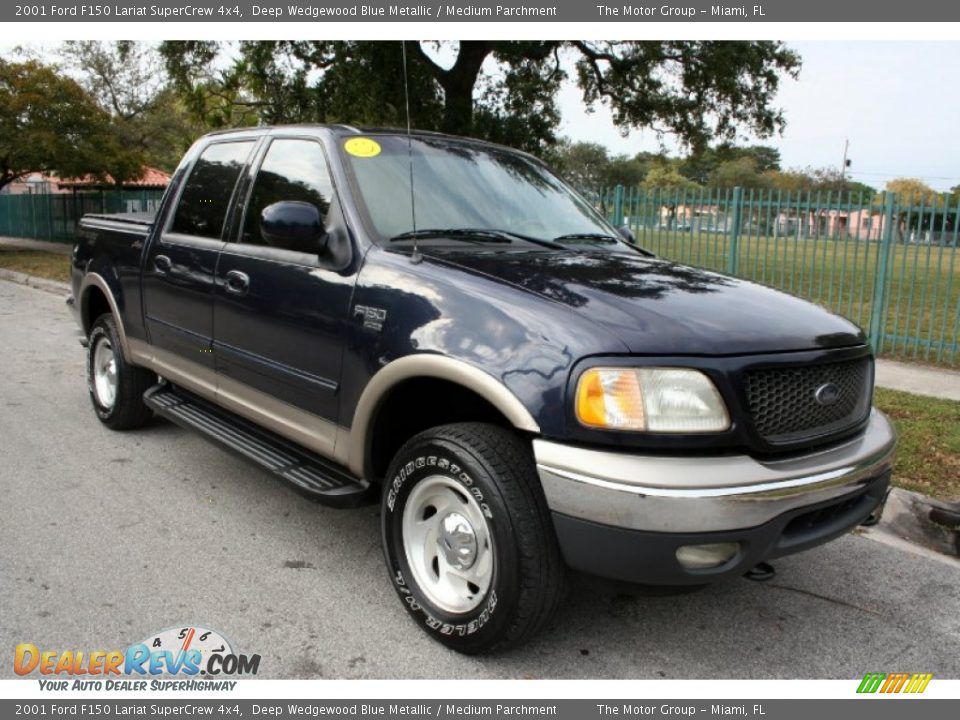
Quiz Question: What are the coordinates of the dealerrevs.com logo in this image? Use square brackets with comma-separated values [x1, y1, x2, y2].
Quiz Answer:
[14, 625, 260, 691]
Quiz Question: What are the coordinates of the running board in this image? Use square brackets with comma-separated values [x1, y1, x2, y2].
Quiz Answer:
[143, 384, 372, 508]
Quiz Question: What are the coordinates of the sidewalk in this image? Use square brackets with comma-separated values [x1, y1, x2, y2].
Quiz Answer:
[0, 235, 72, 255]
[876, 359, 960, 402]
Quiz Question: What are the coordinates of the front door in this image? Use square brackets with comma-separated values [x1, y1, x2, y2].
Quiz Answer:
[212, 136, 355, 454]
[142, 139, 258, 368]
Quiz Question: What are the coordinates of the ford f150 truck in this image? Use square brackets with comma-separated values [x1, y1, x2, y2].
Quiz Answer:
[70, 126, 895, 654]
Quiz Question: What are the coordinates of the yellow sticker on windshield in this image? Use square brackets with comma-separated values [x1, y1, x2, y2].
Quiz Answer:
[344, 137, 381, 158]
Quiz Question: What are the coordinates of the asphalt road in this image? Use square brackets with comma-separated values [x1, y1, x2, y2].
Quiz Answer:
[1, 279, 959, 680]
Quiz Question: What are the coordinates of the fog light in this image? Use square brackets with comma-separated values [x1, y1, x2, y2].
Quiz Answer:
[676, 542, 740, 570]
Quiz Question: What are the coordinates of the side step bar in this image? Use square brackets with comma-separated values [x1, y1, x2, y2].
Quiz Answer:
[144, 384, 372, 508]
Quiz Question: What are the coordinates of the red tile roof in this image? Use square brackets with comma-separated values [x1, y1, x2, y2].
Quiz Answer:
[56, 166, 171, 189]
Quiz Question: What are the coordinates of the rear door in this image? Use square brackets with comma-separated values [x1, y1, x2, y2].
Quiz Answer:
[142, 139, 258, 367]
[212, 135, 356, 446]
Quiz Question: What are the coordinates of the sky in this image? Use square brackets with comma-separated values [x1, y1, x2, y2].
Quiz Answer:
[557, 41, 960, 191]
[6, 40, 960, 191]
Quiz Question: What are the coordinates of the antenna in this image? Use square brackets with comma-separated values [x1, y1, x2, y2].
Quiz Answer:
[401, 41, 421, 264]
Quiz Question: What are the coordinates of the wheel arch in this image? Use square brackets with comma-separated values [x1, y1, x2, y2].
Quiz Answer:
[79, 273, 130, 360]
[348, 355, 541, 480]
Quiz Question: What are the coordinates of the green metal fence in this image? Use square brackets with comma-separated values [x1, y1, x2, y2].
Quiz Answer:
[0, 190, 164, 243]
[599, 186, 960, 366]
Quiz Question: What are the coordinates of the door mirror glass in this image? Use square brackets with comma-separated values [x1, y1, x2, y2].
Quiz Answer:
[260, 201, 326, 253]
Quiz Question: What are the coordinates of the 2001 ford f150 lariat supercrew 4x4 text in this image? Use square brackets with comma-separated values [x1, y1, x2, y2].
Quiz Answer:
[70, 126, 895, 654]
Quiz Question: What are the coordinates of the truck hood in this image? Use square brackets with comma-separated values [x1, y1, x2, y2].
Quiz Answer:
[424, 249, 866, 356]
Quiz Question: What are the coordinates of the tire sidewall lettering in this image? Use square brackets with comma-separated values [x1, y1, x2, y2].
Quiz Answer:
[385, 449, 501, 638]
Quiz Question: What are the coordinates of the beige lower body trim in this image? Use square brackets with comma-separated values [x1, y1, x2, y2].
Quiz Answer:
[128, 338, 350, 467]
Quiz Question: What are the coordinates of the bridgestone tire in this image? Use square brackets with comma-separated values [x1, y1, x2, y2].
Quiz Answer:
[381, 422, 565, 654]
[86, 314, 155, 430]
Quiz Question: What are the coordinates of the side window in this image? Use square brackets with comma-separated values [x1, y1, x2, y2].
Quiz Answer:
[242, 139, 336, 252]
[170, 141, 255, 239]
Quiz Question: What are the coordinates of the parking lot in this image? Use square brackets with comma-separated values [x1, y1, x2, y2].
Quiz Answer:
[1, 279, 959, 679]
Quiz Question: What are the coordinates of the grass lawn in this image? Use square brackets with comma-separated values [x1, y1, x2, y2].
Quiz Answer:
[875, 387, 960, 501]
[0, 247, 70, 283]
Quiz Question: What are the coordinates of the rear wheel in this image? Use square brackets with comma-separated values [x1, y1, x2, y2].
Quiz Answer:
[87, 314, 154, 430]
[381, 422, 565, 654]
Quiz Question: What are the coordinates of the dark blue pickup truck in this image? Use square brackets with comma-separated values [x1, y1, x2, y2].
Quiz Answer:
[70, 125, 895, 654]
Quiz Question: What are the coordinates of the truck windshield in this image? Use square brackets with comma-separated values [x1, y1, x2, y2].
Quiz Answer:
[340, 135, 621, 248]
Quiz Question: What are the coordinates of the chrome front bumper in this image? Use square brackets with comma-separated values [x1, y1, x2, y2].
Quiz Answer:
[535, 409, 896, 534]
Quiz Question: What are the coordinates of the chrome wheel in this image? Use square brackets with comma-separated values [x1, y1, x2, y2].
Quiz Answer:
[92, 336, 118, 409]
[401, 475, 494, 614]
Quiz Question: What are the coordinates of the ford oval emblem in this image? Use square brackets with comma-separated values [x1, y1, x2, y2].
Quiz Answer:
[815, 382, 841, 406]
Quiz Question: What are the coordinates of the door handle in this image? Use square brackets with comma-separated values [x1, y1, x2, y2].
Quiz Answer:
[154, 254, 172, 273]
[225, 270, 250, 296]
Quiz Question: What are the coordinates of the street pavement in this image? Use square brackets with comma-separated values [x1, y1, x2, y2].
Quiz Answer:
[1, 279, 959, 679]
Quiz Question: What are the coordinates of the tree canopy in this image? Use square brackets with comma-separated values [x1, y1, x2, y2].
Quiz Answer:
[159, 40, 801, 155]
[0, 59, 117, 191]
[60, 41, 202, 174]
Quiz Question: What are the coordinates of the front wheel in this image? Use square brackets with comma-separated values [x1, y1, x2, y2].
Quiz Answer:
[381, 422, 565, 654]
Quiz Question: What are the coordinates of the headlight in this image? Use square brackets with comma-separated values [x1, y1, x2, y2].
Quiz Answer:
[575, 367, 730, 433]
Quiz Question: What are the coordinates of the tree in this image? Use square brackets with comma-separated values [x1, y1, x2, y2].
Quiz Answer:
[551, 141, 612, 197]
[881, 178, 944, 243]
[641, 163, 701, 192]
[709, 157, 767, 189]
[680, 143, 781, 184]
[640, 162, 702, 228]
[160, 41, 800, 156]
[59, 41, 202, 174]
[884, 177, 940, 205]
[0, 59, 117, 192]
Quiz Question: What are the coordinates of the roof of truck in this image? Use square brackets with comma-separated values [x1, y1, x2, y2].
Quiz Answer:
[199, 124, 545, 165]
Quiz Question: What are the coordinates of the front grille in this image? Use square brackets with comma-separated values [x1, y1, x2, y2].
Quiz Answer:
[743, 357, 872, 445]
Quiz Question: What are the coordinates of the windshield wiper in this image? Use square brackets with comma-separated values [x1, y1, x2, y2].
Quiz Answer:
[389, 227, 566, 250]
[552, 232, 620, 244]
[390, 228, 512, 243]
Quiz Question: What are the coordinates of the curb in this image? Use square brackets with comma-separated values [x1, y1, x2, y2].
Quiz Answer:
[0, 268, 71, 296]
[859, 488, 960, 565]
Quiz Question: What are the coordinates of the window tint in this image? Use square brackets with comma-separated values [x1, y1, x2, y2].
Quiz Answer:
[170, 141, 255, 239]
[242, 139, 335, 252]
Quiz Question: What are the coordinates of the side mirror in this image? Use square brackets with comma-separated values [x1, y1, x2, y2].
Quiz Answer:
[617, 224, 637, 244]
[260, 201, 327, 253]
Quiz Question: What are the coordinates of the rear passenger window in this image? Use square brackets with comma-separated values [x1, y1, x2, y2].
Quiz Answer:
[241, 139, 336, 251]
[170, 141, 255, 239]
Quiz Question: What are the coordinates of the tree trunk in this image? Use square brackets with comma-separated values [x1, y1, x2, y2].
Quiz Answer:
[433, 41, 493, 137]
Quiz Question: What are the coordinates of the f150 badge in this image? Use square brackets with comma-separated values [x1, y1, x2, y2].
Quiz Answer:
[354, 305, 387, 331]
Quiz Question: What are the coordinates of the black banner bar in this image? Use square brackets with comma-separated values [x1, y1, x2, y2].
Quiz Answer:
[4, 0, 959, 22]
[0, 699, 956, 718]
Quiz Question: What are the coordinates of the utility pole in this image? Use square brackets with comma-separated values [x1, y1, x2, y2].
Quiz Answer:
[840, 138, 850, 182]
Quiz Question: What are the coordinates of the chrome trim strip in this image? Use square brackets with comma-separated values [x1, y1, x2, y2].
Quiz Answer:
[348, 354, 541, 477]
[535, 410, 896, 533]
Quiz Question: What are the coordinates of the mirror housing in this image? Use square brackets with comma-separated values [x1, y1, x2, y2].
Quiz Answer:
[617, 224, 637, 244]
[260, 201, 327, 253]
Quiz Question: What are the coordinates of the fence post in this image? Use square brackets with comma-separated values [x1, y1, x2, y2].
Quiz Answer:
[612, 185, 625, 227]
[868, 192, 897, 352]
[727, 186, 744, 275]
